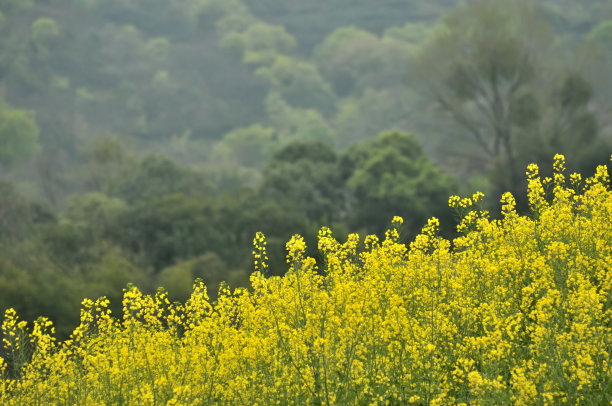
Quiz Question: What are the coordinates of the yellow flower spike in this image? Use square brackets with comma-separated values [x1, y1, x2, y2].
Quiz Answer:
[252, 231, 269, 274]
[318, 226, 339, 257]
[526, 162, 548, 214]
[471, 191, 485, 205]
[364, 234, 379, 251]
[384, 227, 400, 244]
[344, 233, 360, 258]
[2, 309, 24, 352]
[424, 217, 440, 237]
[553, 155, 567, 194]
[500, 192, 516, 218]
[526, 162, 539, 179]
[286, 234, 306, 266]
[570, 172, 582, 189]
[553, 154, 566, 174]
[592, 164, 610, 186]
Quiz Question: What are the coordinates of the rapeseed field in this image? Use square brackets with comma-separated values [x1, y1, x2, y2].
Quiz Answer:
[1, 155, 611, 405]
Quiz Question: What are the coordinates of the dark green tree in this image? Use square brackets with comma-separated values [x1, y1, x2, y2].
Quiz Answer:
[260, 140, 345, 223]
[106, 154, 214, 203]
[341, 131, 456, 236]
[107, 194, 217, 270]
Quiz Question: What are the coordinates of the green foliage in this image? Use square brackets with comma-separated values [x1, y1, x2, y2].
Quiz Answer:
[194, 0, 251, 32]
[0, 182, 32, 241]
[260, 140, 344, 223]
[413, 0, 609, 198]
[106, 154, 214, 204]
[536, 74, 598, 156]
[333, 88, 412, 148]
[0, 254, 81, 338]
[220, 23, 297, 66]
[83, 136, 129, 190]
[341, 131, 456, 235]
[244, 0, 449, 51]
[264, 92, 336, 145]
[0, 99, 40, 168]
[108, 194, 216, 270]
[313, 27, 383, 96]
[30, 18, 59, 49]
[414, 0, 551, 170]
[63, 193, 126, 234]
[588, 19, 612, 61]
[213, 124, 277, 169]
[254, 56, 335, 112]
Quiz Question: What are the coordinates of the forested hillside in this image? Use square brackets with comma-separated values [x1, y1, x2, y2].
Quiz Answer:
[0, 0, 611, 336]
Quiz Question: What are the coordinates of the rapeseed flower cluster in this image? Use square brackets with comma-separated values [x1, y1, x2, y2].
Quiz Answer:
[1, 155, 611, 405]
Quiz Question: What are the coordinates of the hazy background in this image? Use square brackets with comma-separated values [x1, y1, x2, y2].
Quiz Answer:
[0, 0, 611, 336]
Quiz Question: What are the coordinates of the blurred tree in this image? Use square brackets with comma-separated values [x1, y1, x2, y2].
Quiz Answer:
[540, 74, 598, 158]
[144, 36, 170, 60]
[84, 136, 130, 191]
[514, 73, 609, 184]
[259, 140, 344, 223]
[34, 150, 69, 207]
[211, 189, 310, 269]
[242, 0, 451, 52]
[314, 26, 385, 96]
[212, 124, 277, 169]
[254, 56, 336, 113]
[82, 248, 151, 318]
[264, 92, 336, 145]
[0, 0, 32, 12]
[106, 154, 214, 203]
[539, 0, 612, 34]
[194, 0, 251, 33]
[108, 193, 216, 270]
[588, 19, 612, 61]
[0, 242, 149, 338]
[0, 181, 31, 241]
[382, 22, 430, 50]
[30, 17, 59, 57]
[0, 254, 82, 338]
[586, 19, 612, 131]
[314, 26, 410, 97]
[413, 0, 551, 191]
[341, 131, 456, 236]
[63, 192, 126, 239]
[0, 98, 40, 169]
[333, 88, 413, 148]
[220, 23, 297, 67]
